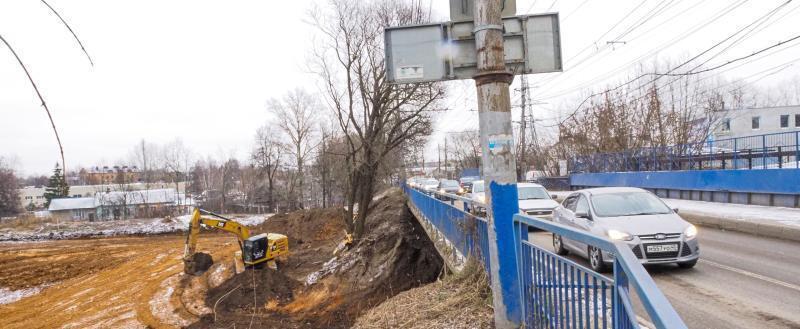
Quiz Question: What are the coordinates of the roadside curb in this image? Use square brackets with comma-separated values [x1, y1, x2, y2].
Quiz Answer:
[681, 213, 800, 243]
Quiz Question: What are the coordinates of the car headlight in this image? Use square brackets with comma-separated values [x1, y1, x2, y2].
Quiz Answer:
[477, 195, 485, 203]
[439, 188, 446, 193]
[684, 225, 698, 239]
[458, 188, 464, 194]
[607, 229, 633, 241]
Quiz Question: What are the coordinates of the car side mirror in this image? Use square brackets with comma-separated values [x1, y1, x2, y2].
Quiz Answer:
[575, 211, 590, 219]
[672, 208, 679, 214]
[551, 194, 558, 200]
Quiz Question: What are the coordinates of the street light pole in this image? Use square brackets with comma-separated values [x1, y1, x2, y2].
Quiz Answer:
[473, 0, 522, 327]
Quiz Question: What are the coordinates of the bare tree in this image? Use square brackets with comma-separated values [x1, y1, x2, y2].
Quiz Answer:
[447, 131, 482, 175]
[0, 157, 21, 217]
[161, 139, 192, 206]
[309, 0, 445, 239]
[267, 89, 319, 210]
[252, 125, 285, 212]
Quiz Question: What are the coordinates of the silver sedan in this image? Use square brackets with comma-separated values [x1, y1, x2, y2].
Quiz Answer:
[552, 187, 699, 272]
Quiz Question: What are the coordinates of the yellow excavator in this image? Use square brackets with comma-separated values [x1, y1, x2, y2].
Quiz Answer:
[183, 208, 289, 274]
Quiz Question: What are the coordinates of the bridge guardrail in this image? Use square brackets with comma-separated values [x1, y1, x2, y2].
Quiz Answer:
[571, 131, 800, 173]
[403, 183, 687, 329]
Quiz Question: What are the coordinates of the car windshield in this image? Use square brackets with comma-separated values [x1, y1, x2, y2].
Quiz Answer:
[591, 192, 672, 217]
[472, 181, 484, 193]
[518, 186, 549, 200]
[440, 180, 459, 188]
[460, 176, 479, 183]
[422, 179, 438, 185]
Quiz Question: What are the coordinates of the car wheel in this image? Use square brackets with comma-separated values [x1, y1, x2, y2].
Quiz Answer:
[589, 246, 609, 273]
[553, 234, 568, 255]
[677, 259, 697, 269]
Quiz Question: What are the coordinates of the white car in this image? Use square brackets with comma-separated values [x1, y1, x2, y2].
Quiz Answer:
[467, 181, 558, 218]
[517, 182, 559, 218]
[552, 187, 700, 272]
[419, 178, 439, 191]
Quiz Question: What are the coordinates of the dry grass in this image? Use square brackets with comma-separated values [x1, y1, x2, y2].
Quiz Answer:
[0, 215, 59, 230]
[352, 258, 494, 329]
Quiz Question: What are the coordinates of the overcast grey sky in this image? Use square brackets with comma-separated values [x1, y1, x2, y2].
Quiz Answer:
[2, 0, 799, 176]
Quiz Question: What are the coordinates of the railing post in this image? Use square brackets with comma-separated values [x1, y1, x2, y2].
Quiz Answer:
[721, 151, 726, 169]
[796, 131, 799, 169]
[613, 259, 629, 329]
[762, 135, 767, 169]
[778, 146, 783, 169]
[733, 138, 738, 169]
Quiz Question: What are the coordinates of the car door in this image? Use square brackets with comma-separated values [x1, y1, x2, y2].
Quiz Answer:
[569, 194, 593, 257]
[556, 194, 580, 251]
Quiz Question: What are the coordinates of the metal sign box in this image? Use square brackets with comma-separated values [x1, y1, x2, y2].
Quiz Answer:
[385, 13, 562, 84]
[449, 0, 517, 21]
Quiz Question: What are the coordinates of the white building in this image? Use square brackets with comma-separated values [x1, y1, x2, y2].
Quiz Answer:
[19, 181, 188, 210]
[712, 105, 800, 140]
[47, 188, 192, 221]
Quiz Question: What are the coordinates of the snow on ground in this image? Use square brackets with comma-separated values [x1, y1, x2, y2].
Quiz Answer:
[0, 214, 273, 242]
[0, 285, 48, 305]
[550, 190, 800, 227]
[663, 199, 800, 227]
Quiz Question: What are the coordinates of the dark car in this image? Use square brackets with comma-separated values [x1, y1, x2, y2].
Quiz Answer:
[459, 176, 480, 193]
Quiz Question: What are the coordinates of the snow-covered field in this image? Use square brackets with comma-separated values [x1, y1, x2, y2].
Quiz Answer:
[0, 214, 273, 242]
[550, 190, 800, 227]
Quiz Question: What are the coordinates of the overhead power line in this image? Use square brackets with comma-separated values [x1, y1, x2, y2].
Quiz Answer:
[541, 32, 800, 128]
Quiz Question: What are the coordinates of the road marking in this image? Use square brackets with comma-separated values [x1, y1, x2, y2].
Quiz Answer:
[700, 259, 800, 292]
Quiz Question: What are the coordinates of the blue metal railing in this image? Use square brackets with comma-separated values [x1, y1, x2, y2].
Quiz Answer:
[404, 184, 491, 274]
[571, 131, 800, 173]
[403, 184, 687, 329]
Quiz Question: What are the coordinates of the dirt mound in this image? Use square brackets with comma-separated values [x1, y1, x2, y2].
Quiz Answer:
[287, 188, 444, 327]
[352, 259, 494, 329]
[185, 252, 213, 275]
[207, 268, 300, 313]
[251, 207, 345, 245]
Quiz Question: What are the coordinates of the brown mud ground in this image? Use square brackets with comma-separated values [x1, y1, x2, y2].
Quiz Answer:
[0, 189, 443, 328]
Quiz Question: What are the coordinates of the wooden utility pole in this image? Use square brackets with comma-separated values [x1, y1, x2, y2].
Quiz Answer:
[473, 0, 522, 327]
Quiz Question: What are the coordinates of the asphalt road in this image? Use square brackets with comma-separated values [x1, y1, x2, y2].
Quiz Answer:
[529, 227, 800, 329]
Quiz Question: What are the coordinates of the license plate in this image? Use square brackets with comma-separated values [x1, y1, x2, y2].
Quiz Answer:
[646, 244, 678, 253]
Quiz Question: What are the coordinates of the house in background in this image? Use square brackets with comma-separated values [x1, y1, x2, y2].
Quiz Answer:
[46, 188, 191, 221]
[48, 197, 97, 221]
[711, 105, 800, 140]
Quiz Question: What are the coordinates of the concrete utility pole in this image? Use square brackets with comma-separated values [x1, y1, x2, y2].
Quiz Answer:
[473, 0, 522, 327]
[519, 75, 528, 181]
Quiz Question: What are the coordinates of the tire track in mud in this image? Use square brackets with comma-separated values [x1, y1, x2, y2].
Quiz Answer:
[0, 235, 236, 329]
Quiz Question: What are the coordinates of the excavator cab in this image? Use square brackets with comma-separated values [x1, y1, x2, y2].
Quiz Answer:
[242, 233, 290, 266]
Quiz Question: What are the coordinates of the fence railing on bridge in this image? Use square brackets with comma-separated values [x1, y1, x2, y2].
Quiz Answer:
[571, 131, 800, 173]
[403, 184, 687, 329]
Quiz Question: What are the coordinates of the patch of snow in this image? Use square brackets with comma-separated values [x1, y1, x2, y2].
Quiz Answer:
[149, 275, 192, 327]
[0, 213, 274, 242]
[306, 256, 339, 286]
[0, 285, 45, 305]
[664, 198, 800, 227]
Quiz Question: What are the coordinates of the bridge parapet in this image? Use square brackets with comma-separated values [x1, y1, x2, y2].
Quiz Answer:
[403, 183, 688, 329]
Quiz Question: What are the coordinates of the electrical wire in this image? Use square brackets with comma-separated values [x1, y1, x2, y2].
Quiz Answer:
[539, 34, 800, 128]
[537, 0, 750, 99]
